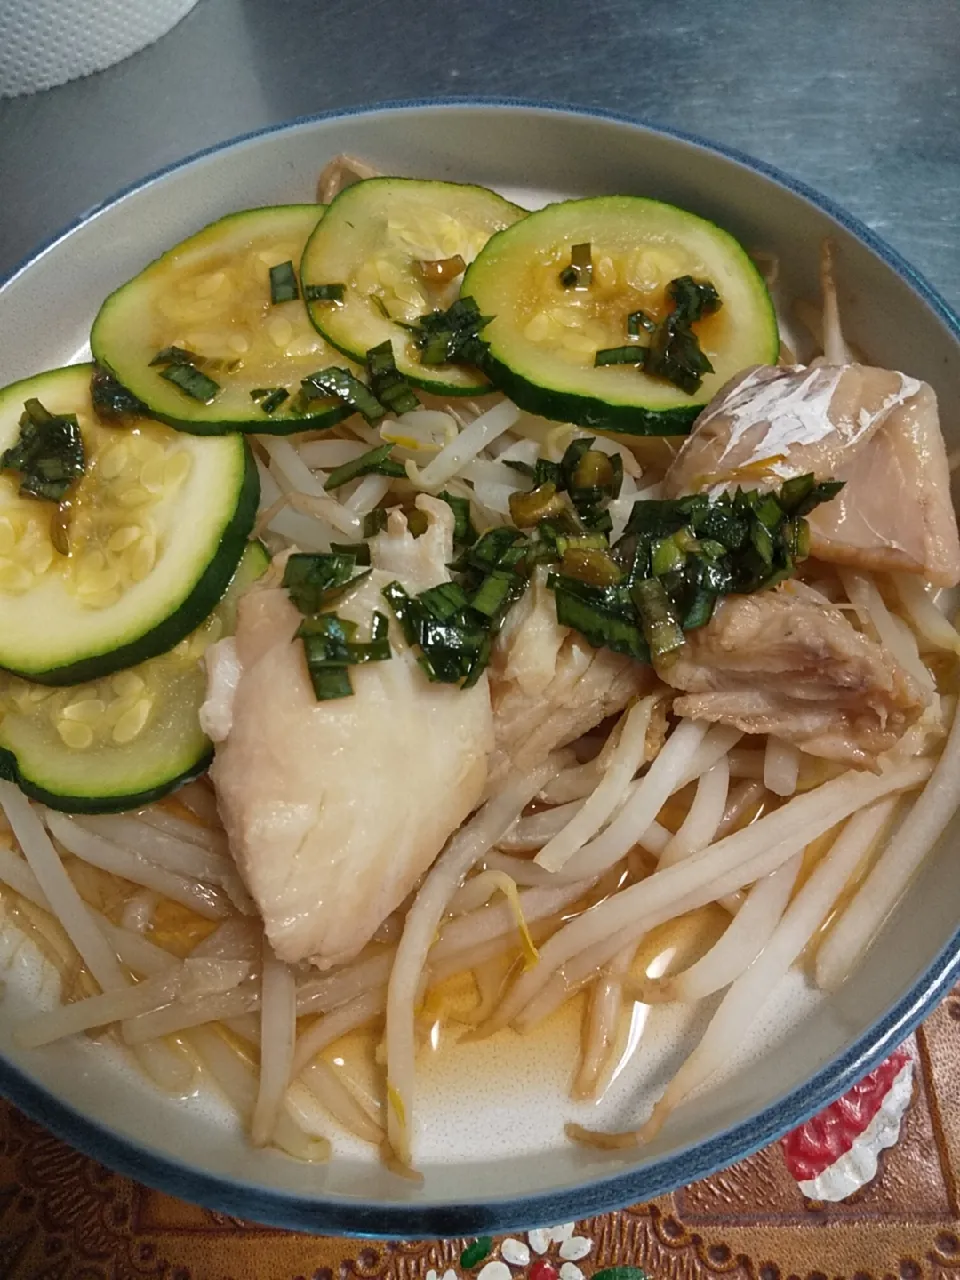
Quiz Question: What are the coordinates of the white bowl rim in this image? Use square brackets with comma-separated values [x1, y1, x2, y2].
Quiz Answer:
[1, 95, 959, 1238]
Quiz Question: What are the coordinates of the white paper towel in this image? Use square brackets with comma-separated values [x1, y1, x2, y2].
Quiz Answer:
[0, 0, 200, 98]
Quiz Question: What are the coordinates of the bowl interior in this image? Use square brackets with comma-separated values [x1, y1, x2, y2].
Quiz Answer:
[1, 102, 959, 1236]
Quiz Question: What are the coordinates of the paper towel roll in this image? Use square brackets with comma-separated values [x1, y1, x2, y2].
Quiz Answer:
[0, 0, 200, 98]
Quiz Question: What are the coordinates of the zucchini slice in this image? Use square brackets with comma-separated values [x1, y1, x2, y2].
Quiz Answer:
[463, 195, 779, 434]
[0, 365, 257, 684]
[300, 178, 526, 395]
[91, 205, 353, 435]
[0, 541, 268, 813]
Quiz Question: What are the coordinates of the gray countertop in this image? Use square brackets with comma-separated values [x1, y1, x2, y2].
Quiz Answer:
[1, 0, 958, 307]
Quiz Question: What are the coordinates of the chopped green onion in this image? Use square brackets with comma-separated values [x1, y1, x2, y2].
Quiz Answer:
[407, 508, 429, 537]
[303, 282, 346, 303]
[418, 254, 466, 284]
[149, 346, 200, 367]
[633, 576, 686, 660]
[304, 664, 354, 700]
[301, 367, 386, 424]
[439, 490, 477, 546]
[651, 535, 685, 576]
[324, 442, 405, 491]
[508, 481, 568, 528]
[363, 508, 388, 537]
[91, 367, 147, 420]
[366, 341, 419, 415]
[559, 242, 593, 290]
[282, 552, 370, 614]
[250, 387, 289, 414]
[470, 570, 517, 617]
[595, 345, 646, 367]
[159, 363, 220, 403]
[330, 541, 372, 565]
[560, 547, 621, 586]
[405, 297, 492, 367]
[549, 576, 649, 663]
[2, 401, 85, 503]
[269, 260, 299, 304]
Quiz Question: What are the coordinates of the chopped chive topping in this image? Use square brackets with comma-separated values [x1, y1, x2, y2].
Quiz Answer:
[330, 541, 372, 565]
[1, 399, 85, 503]
[559, 241, 593, 290]
[324, 442, 405, 491]
[371, 294, 391, 319]
[439, 490, 477, 546]
[250, 387, 289, 414]
[301, 367, 386, 424]
[149, 345, 200, 367]
[282, 553, 390, 700]
[282, 552, 370, 614]
[363, 507, 389, 538]
[459, 1238, 494, 1269]
[366, 341, 419, 415]
[304, 282, 346, 303]
[158, 362, 220, 403]
[269, 260, 299, 304]
[404, 296, 492, 367]
[606, 275, 724, 395]
[627, 309, 656, 336]
[90, 367, 147, 420]
[595, 345, 646, 367]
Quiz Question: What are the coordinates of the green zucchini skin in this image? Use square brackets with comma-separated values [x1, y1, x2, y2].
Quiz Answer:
[301, 177, 527, 397]
[0, 541, 269, 813]
[90, 205, 353, 436]
[0, 742, 213, 815]
[463, 194, 779, 435]
[477, 351, 703, 436]
[34, 440, 260, 686]
[0, 365, 260, 685]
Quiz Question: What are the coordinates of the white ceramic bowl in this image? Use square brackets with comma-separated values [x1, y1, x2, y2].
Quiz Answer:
[1, 100, 959, 1237]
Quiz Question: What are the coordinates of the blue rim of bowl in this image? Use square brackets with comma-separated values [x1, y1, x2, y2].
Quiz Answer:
[1, 97, 959, 1239]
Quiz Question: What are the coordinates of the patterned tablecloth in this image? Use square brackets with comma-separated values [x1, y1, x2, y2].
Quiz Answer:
[3, 985, 960, 1280]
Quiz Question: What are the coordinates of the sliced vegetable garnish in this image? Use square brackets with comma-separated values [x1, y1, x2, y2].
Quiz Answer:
[404, 297, 493, 367]
[418, 254, 466, 284]
[383, 580, 491, 688]
[300, 176, 524, 395]
[0, 363, 258, 685]
[363, 507, 389, 537]
[296, 611, 391, 701]
[595, 345, 646, 367]
[641, 275, 723, 395]
[1, 399, 85, 503]
[508, 481, 567, 528]
[268, 260, 299, 304]
[158, 362, 221, 404]
[549, 472, 843, 661]
[366, 341, 419, 415]
[439, 490, 477, 547]
[282, 552, 371, 614]
[463, 194, 778, 433]
[149, 345, 200, 368]
[559, 241, 592, 290]
[303, 283, 346, 303]
[250, 387, 290, 414]
[91, 205, 350, 434]
[90, 367, 147, 421]
[324, 443, 405, 491]
[330, 541, 372, 564]
[301, 367, 385, 424]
